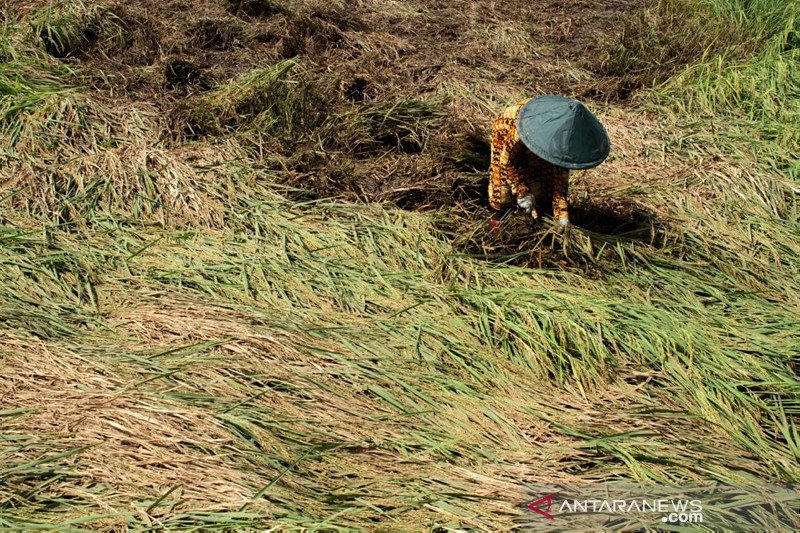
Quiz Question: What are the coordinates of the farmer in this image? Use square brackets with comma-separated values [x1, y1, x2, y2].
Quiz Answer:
[488, 95, 610, 230]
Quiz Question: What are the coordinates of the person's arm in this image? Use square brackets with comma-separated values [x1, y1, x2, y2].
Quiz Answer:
[489, 116, 515, 210]
[490, 128, 533, 205]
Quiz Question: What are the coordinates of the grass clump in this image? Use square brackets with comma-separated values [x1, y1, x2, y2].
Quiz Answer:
[177, 60, 324, 140]
[597, 0, 799, 95]
[280, 0, 365, 57]
[654, 4, 800, 150]
[334, 97, 447, 154]
[29, 0, 128, 58]
[0, 54, 91, 173]
[0, 36, 224, 224]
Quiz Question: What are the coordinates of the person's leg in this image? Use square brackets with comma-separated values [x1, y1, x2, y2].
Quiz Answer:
[488, 112, 515, 212]
[552, 171, 570, 229]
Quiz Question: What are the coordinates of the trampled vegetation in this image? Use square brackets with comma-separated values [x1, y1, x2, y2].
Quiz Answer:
[1, 0, 798, 529]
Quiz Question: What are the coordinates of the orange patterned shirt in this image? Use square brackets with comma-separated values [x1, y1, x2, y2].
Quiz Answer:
[489, 98, 570, 222]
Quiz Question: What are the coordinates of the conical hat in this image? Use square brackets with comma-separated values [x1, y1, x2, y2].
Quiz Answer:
[516, 95, 610, 170]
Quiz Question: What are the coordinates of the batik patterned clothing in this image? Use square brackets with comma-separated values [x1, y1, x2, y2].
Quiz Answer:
[489, 98, 570, 222]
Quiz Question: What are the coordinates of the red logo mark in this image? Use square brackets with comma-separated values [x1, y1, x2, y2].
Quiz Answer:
[527, 494, 556, 519]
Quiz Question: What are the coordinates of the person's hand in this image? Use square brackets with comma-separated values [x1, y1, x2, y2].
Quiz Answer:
[517, 194, 538, 219]
[517, 194, 533, 212]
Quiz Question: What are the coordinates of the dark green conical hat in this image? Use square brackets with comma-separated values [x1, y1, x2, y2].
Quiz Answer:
[516, 95, 610, 170]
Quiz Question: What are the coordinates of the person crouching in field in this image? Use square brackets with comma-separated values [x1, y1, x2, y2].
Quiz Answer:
[488, 95, 610, 231]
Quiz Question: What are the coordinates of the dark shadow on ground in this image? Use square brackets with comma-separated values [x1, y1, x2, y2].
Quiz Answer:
[569, 197, 666, 245]
[441, 190, 673, 274]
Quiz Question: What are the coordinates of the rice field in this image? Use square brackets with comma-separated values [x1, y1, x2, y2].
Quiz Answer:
[0, 0, 798, 530]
